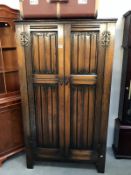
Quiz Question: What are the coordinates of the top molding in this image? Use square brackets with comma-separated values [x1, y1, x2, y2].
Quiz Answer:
[0, 5, 20, 20]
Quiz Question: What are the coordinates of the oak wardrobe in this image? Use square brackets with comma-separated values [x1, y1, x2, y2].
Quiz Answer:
[16, 19, 116, 173]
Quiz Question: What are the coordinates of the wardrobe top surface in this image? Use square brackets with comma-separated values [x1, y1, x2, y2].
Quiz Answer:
[15, 18, 117, 24]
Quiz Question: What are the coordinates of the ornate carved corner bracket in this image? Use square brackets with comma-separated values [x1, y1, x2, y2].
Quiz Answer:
[101, 31, 111, 47]
[20, 32, 30, 47]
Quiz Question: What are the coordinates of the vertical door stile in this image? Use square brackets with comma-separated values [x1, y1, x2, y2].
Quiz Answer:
[16, 24, 31, 149]
[100, 22, 116, 155]
[16, 24, 35, 168]
[24, 25, 37, 148]
[58, 25, 65, 154]
[64, 24, 71, 155]
[93, 24, 107, 151]
[39, 34, 45, 145]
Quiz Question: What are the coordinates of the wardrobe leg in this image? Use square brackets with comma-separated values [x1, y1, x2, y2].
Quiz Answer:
[26, 149, 34, 169]
[96, 156, 105, 173]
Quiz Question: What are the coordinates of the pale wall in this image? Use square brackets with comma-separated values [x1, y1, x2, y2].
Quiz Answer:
[0, 0, 130, 147]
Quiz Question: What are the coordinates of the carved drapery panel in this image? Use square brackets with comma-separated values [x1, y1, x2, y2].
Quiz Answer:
[20, 32, 30, 46]
[101, 31, 111, 47]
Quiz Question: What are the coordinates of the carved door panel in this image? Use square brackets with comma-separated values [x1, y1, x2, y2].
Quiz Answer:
[23, 24, 65, 159]
[64, 23, 107, 160]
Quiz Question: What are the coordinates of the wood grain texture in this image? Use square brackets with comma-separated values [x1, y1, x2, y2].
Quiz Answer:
[93, 24, 107, 150]
[88, 86, 95, 148]
[70, 86, 95, 149]
[71, 75, 97, 85]
[100, 23, 116, 149]
[64, 24, 71, 155]
[34, 86, 43, 145]
[24, 25, 37, 162]
[70, 30, 98, 151]
[58, 25, 65, 153]
[34, 85, 59, 148]
[96, 23, 116, 173]
[33, 74, 58, 84]
[32, 32, 58, 74]
[71, 32, 98, 74]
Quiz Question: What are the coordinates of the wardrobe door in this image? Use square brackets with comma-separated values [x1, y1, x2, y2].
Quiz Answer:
[64, 23, 107, 161]
[32, 25, 66, 159]
[18, 24, 65, 160]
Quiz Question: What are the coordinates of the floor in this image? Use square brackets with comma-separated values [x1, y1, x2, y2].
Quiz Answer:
[0, 149, 131, 175]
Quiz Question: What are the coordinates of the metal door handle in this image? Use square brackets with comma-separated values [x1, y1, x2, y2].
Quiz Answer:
[58, 78, 64, 86]
[128, 80, 131, 100]
[58, 77, 71, 85]
[64, 77, 71, 85]
[65, 77, 69, 85]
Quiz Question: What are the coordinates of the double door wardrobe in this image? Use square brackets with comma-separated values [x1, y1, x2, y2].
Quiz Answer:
[16, 19, 116, 173]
